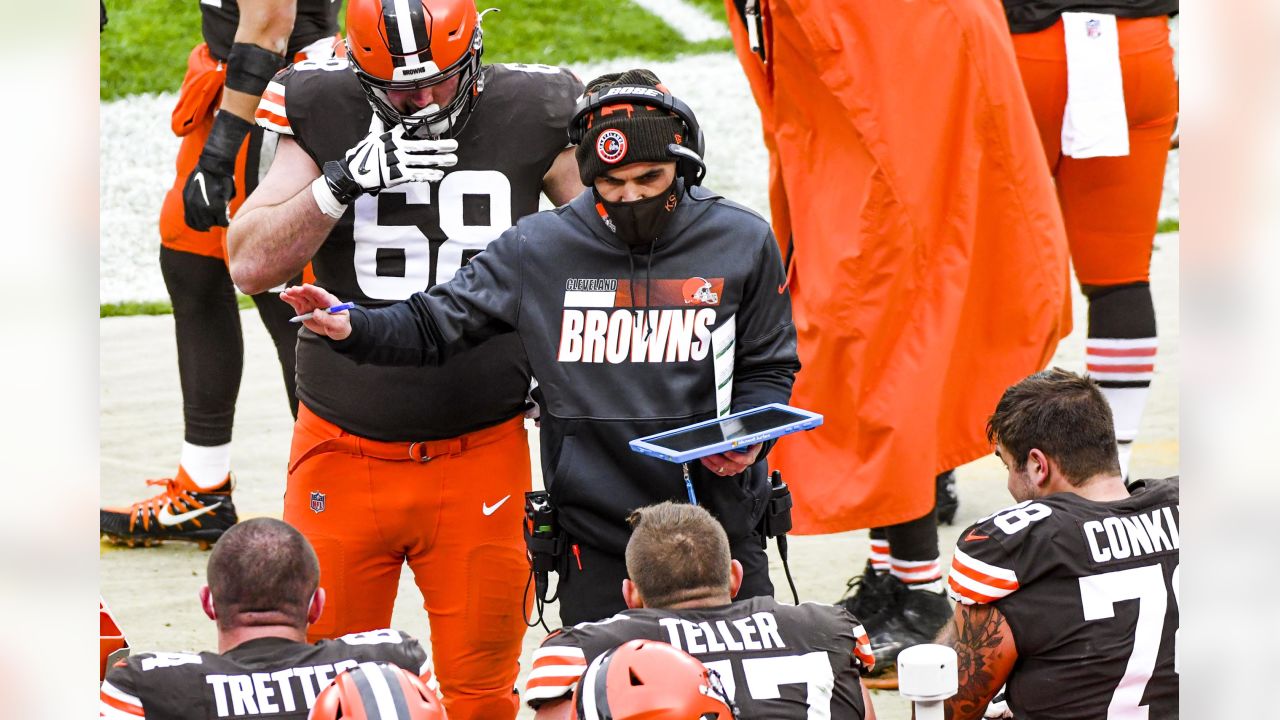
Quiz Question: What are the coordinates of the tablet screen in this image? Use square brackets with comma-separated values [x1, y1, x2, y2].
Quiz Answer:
[645, 408, 811, 453]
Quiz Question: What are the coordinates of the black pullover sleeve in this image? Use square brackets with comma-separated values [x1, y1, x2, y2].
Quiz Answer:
[330, 228, 525, 366]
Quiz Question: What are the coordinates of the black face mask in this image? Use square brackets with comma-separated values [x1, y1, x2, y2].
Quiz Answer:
[594, 182, 680, 247]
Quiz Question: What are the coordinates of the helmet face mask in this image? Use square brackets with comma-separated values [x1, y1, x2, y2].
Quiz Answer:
[345, 0, 486, 138]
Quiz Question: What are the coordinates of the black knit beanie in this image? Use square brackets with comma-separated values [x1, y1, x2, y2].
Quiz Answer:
[575, 69, 687, 186]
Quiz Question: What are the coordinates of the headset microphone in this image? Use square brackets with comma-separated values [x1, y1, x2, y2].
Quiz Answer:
[667, 144, 706, 187]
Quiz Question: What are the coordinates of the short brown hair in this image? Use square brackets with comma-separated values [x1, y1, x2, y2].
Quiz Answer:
[206, 518, 319, 631]
[986, 368, 1121, 485]
[624, 502, 732, 608]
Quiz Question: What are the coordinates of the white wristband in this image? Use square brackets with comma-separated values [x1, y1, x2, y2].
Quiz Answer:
[310, 176, 349, 219]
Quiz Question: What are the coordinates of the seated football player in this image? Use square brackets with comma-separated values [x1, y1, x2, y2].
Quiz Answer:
[99, 519, 438, 719]
[525, 501, 877, 719]
[942, 369, 1179, 720]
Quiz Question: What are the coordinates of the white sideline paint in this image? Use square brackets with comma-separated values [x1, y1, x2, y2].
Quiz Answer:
[628, 0, 729, 42]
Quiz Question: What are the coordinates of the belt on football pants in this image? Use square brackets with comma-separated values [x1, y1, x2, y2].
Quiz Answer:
[288, 413, 524, 474]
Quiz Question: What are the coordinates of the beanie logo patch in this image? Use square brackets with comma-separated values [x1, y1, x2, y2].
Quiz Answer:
[597, 129, 628, 164]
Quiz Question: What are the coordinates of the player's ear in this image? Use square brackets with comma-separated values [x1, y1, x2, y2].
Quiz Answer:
[199, 586, 217, 621]
[308, 587, 326, 624]
[1027, 448, 1050, 486]
[728, 560, 744, 599]
[622, 579, 644, 609]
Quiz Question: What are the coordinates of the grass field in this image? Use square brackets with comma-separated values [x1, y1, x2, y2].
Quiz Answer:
[101, 0, 731, 100]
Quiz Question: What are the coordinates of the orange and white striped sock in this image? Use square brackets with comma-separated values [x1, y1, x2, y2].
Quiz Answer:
[868, 538, 891, 573]
[1087, 337, 1156, 479]
[890, 555, 944, 593]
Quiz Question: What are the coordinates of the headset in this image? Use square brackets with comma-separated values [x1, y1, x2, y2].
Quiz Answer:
[568, 85, 707, 186]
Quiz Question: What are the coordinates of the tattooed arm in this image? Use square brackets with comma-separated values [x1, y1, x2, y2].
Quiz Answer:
[936, 603, 1018, 720]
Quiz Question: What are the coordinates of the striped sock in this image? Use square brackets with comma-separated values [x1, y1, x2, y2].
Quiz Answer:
[868, 538, 891, 573]
[1086, 337, 1156, 479]
[890, 555, 943, 593]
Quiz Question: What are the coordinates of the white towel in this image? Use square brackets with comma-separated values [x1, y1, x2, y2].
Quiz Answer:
[1061, 12, 1129, 158]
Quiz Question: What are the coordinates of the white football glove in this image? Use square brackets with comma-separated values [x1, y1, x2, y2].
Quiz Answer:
[316, 122, 458, 215]
[342, 122, 458, 194]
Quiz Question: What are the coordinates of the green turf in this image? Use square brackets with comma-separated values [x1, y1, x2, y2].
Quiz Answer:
[1156, 218, 1179, 234]
[101, 0, 733, 101]
[100, 0, 203, 101]
[101, 294, 255, 318]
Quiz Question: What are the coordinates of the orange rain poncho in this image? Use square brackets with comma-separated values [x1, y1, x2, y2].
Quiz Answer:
[727, 0, 1072, 533]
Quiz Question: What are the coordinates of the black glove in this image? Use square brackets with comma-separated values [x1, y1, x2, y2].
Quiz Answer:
[182, 113, 253, 231]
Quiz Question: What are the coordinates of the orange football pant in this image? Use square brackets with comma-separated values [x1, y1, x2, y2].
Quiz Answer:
[285, 405, 531, 720]
[1012, 16, 1178, 286]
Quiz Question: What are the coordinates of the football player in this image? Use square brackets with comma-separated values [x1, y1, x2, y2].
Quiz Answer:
[226, 0, 583, 717]
[99, 0, 342, 549]
[1003, 2, 1179, 480]
[570, 640, 738, 720]
[524, 502, 877, 719]
[942, 369, 1179, 719]
[99, 519, 441, 720]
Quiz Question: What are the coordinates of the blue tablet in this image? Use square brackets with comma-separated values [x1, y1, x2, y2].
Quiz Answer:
[629, 403, 823, 464]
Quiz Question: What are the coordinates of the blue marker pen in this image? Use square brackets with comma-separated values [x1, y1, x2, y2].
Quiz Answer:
[289, 302, 356, 323]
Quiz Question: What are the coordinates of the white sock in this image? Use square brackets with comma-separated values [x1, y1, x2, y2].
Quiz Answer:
[180, 442, 231, 489]
[1086, 338, 1156, 479]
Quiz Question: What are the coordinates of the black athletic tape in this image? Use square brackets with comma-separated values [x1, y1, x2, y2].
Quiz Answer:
[199, 112, 255, 175]
[225, 42, 287, 97]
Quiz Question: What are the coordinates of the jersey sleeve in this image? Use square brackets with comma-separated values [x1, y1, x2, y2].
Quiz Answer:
[100, 660, 145, 719]
[254, 58, 367, 167]
[254, 71, 293, 136]
[946, 502, 1037, 606]
[829, 603, 875, 674]
[524, 629, 588, 708]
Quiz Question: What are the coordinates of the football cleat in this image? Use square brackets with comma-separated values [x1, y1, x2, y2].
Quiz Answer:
[837, 560, 896, 621]
[861, 577, 953, 687]
[936, 469, 959, 525]
[100, 468, 238, 549]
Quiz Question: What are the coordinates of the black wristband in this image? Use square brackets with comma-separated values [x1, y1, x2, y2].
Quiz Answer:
[322, 160, 364, 204]
[225, 42, 287, 97]
[200, 112, 255, 175]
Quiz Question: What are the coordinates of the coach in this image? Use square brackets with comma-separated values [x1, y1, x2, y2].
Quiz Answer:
[282, 69, 799, 626]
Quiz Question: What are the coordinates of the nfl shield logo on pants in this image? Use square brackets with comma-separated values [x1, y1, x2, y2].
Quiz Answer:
[309, 491, 326, 514]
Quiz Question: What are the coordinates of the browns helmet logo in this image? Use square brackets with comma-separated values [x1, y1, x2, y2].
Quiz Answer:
[681, 277, 719, 305]
[597, 129, 628, 164]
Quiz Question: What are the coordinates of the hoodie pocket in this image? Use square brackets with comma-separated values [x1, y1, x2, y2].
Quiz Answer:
[548, 432, 578, 494]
